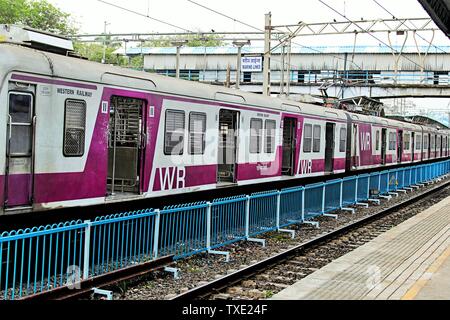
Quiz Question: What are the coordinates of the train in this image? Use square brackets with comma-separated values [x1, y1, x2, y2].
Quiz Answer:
[1, 33, 449, 216]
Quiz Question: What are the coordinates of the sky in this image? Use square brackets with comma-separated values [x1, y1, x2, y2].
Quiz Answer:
[48, 0, 449, 46]
[47, 0, 450, 118]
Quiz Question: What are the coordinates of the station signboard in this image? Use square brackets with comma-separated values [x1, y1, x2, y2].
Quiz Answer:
[241, 56, 263, 72]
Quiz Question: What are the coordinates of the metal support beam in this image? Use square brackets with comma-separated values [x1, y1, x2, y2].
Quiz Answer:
[263, 12, 272, 96]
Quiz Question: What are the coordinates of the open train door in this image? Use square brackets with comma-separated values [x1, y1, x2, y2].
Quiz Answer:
[397, 130, 403, 163]
[107, 96, 146, 195]
[381, 128, 387, 165]
[281, 117, 297, 176]
[325, 122, 335, 173]
[5, 87, 36, 209]
[218, 109, 239, 184]
[351, 124, 358, 168]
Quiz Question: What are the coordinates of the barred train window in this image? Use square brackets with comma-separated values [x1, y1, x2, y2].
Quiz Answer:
[64, 99, 86, 157]
[403, 133, 410, 150]
[416, 135, 422, 150]
[388, 132, 396, 150]
[265, 120, 276, 154]
[339, 127, 346, 152]
[250, 118, 263, 154]
[165, 110, 185, 155]
[313, 125, 321, 153]
[189, 112, 206, 155]
[303, 124, 312, 153]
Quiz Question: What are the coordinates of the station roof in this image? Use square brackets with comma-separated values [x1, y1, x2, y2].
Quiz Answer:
[121, 45, 450, 56]
[386, 115, 449, 129]
[419, 0, 450, 38]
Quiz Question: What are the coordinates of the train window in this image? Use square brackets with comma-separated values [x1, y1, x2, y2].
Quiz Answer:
[416, 135, 422, 150]
[265, 120, 276, 153]
[339, 127, 346, 152]
[9, 93, 32, 123]
[8, 92, 34, 156]
[313, 125, 321, 153]
[303, 124, 312, 153]
[431, 135, 435, 149]
[250, 118, 263, 154]
[63, 99, 86, 157]
[404, 133, 410, 150]
[188, 112, 206, 155]
[424, 135, 429, 149]
[164, 110, 185, 155]
[375, 130, 380, 151]
[388, 132, 396, 150]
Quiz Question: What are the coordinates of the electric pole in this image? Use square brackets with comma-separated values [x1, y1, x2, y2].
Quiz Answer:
[233, 40, 251, 89]
[102, 21, 110, 64]
[171, 40, 188, 78]
[263, 12, 272, 96]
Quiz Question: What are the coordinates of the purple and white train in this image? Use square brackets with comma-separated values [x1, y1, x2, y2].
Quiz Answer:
[1, 41, 449, 215]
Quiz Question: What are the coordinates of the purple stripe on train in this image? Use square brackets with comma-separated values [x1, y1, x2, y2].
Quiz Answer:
[11, 74, 98, 90]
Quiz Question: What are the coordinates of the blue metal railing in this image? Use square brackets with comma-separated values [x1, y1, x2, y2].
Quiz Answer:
[1, 159, 450, 299]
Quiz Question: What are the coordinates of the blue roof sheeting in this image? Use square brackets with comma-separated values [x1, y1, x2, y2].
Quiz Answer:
[125, 45, 450, 55]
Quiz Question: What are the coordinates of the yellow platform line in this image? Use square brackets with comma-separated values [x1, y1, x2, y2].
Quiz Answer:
[401, 246, 450, 300]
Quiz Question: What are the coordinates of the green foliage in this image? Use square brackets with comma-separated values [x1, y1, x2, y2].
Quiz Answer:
[0, 0, 77, 35]
[129, 55, 144, 70]
[140, 34, 224, 47]
[73, 41, 127, 65]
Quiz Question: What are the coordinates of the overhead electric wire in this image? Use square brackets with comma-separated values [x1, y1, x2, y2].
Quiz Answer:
[96, 0, 192, 32]
[185, 0, 364, 71]
[371, 0, 446, 54]
[186, 0, 263, 32]
[318, 0, 425, 70]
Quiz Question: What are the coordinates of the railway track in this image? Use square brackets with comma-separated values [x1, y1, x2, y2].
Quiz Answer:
[171, 178, 450, 301]
[8, 175, 449, 301]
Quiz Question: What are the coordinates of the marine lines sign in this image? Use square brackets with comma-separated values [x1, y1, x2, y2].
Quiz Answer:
[241, 56, 263, 72]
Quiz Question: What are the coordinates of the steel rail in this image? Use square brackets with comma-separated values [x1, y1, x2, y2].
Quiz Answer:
[171, 177, 450, 300]
[19, 255, 174, 300]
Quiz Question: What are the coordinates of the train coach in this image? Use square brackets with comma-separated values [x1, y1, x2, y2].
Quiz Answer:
[0, 32, 449, 216]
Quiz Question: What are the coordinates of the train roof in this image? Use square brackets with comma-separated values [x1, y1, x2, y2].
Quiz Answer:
[0, 43, 445, 134]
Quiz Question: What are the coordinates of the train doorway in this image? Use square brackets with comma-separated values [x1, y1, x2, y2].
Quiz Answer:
[218, 109, 239, 184]
[397, 130, 403, 163]
[5, 87, 35, 209]
[352, 124, 358, 168]
[325, 122, 335, 173]
[411, 132, 415, 161]
[281, 117, 297, 176]
[107, 96, 146, 195]
[381, 128, 387, 165]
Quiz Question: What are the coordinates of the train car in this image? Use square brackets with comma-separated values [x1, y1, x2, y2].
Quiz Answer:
[0, 38, 449, 216]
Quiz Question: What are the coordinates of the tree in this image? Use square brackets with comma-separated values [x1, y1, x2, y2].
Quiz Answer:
[73, 41, 127, 66]
[0, 0, 77, 35]
[140, 34, 224, 47]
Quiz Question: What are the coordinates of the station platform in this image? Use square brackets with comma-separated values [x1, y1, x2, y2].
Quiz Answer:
[272, 194, 450, 300]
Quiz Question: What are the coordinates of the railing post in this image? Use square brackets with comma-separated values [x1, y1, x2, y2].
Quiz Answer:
[245, 195, 250, 238]
[322, 184, 326, 214]
[340, 179, 343, 209]
[355, 176, 358, 203]
[276, 191, 281, 230]
[301, 188, 305, 221]
[206, 202, 212, 249]
[367, 176, 370, 199]
[378, 173, 381, 192]
[386, 171, 389, 191]
[83, 220, 92, 280]
[153, 209, 161, 259]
